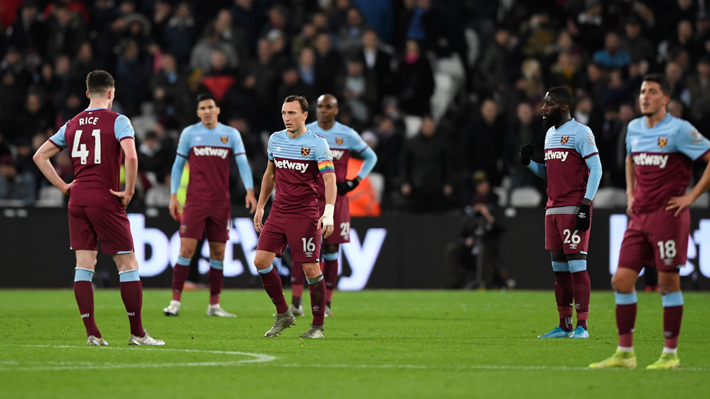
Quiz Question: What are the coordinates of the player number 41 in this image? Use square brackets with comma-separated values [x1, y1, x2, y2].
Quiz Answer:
[71, 129, 102, 165]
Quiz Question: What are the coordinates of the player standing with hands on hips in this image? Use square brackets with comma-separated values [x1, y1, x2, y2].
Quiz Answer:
[590, 74, 710, 370]
[253, 95, 336, 339]
[33, 70, 164, 346]
[520, 87, 602, 340]
[286, 94, 377, 317]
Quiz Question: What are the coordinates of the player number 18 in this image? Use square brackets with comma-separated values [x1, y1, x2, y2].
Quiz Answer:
[657, 240, 677, 259]
[71, 129, 102, 165]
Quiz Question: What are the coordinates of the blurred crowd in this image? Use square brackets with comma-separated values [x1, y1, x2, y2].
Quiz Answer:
[3, 0, 710, 212]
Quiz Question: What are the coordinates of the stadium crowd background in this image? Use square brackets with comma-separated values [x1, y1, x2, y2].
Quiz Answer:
[2, 0, 710, 214]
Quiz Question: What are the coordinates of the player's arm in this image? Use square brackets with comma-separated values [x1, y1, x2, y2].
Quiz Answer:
[575, 154, 603, 231]
[234, 154, 257, 213]
[519, 140, 546, 179]
[33, 141, 72, 195]
[320, 172, 336, 239]
[169, 129, 191, 221]
[667, 150, 710, 216]
[338, 132, 378, 194]
[110, 138, 138, 209]
[666, 122, 710, 216]
[232, 130, 257, 213]
[253, 160, 276, 233]
[625, 155, 635, 217]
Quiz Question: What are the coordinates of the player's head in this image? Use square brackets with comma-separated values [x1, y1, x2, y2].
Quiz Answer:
[282, 95, 309, 133]
[196, 93, 220, 128]
[316, 94, 338, 123]
[542, 86, 574, 128]
[639, 74, 671, 117]
[86, 70, 115, 109]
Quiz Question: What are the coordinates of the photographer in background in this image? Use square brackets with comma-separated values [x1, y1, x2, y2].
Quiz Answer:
[445, 171, 508, 289]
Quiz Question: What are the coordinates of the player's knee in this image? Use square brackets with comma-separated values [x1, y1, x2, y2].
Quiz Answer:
[253, 255, 270, 270]
[179, 248, 196, 258]
[658, 272, 680, 295]
[611, 273, 633, 292]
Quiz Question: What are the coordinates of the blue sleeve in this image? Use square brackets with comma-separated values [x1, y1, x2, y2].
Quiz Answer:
[231, 128, 246, 156]
[676, 121, 710, 161]
[348, 127, 369, 153]
[584, 155, 603, 201]
[626, 128, 633, 155]
[357, 147, 378, 179]
[235, 154, 254, 191]
[527, 161, 547, 179]
[176, 128, 191, 157]
[114, 115, 135, 141]
[49, 123, 68, 148]
[170, 155, 187, 194]
[316, 137, 333, 163]
[267, 134, 275, 161]
[575, 127, 600, 159]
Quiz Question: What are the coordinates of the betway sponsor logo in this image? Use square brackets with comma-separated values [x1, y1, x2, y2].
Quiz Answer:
[545, 150, 569, 162]
[331, 150, 346, 160]
[274, 159, 310, 173]
[633, 153, 668, 168]
[193, 147, 229, 159]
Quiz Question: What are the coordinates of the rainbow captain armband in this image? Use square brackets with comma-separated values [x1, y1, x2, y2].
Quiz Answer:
[318, 160, 334, 174]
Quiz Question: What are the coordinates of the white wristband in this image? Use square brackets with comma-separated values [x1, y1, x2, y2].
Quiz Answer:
[323, 204, 335, 218]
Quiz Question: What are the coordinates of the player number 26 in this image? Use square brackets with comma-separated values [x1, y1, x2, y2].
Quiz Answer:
[563, 229, 581, 245]
[302, 237, 316, 253]
[71, 129, 102, 165]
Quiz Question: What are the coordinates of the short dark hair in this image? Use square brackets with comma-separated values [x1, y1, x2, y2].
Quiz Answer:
[643, 73, 672, 96]
[547, 86, 575, 109]
[284, 95, 309, 113]
[86, 70, 115, 95]
[196, 93, 217, 107]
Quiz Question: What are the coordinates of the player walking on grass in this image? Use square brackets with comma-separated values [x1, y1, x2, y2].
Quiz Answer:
[33, 70, 164, 346]
[590, 74, 710, 370]
[163, 94, 257, 318]
[520, 87, 602, 340]
[288, 94, 378, 317]
[253, 95, 336, 339]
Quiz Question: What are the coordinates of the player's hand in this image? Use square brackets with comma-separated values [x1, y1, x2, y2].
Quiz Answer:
[626, 194, 634, 217]
[168, 195, 181, 221]
[666, 194, 695, 217]
[337, 178, 360, 195]
[575, 203, 591, 231]
[253, 207, 265, 233]
[318, 214, 334, 239]
[245, 189, 257, 214]
[60, 180, 75, 196]
[110, 189, 134, 210]
[519, 140, 535, 166]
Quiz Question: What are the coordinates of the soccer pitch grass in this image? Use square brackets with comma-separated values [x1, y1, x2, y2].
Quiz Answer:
[1, 290, 708, 399]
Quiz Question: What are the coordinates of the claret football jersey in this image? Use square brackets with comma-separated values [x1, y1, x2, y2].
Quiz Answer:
[543, 118, 599, 209]
[267, 129, 334, 218]
[176, 122, 247, 206]
[626, 113, 710, 213]
[49, 107, 134, 210]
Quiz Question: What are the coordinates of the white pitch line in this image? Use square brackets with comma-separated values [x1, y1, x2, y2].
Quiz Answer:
[0, 345, 706, 372]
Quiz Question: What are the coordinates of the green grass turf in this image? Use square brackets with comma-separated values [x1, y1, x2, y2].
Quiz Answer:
[0, 289, 708, 399]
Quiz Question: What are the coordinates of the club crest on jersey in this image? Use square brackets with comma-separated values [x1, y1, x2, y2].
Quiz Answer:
[301, 147, 311, 156]
[658, 137, 668, 148]
[690, 130, 704, 144]
[221, 136, 228, 143]
[180, 225, 186, 233]
[561, 136, 569, 144]
[336, 137, 344, 145]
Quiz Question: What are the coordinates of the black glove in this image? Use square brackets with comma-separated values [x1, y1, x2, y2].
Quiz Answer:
[575, 203, 591, 231]
[519, 140, 535, 166]
[337, 179, 360, 195]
